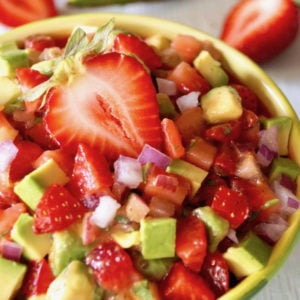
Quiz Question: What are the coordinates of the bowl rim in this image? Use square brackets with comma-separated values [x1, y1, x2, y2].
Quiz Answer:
[1, 13, 299, 299]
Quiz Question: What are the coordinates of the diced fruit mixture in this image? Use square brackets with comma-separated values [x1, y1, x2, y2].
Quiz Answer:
[0, 20, 299, 300]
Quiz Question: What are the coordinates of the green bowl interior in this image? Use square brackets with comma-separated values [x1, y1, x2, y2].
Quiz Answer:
[1, 13, 299, 299]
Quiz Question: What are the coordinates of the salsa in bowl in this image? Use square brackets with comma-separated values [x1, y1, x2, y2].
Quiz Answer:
[0, 13, 299, 300]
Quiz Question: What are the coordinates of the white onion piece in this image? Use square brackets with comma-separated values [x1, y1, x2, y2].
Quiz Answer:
[114, 155, 143, 189]
[256, 126, 278, 167]
[235, 151, 262, 180]
[156, 78, 177, 96]
[0, 140, 18, 172]
[227, 228, 239, 244]
[176, 91, 200, 112]
[90, 195, 121, 228]
[137, 144, 171, 169]
[0, 240, 23, 262]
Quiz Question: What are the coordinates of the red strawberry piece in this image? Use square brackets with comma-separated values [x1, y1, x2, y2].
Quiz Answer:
[44, 52, 162, 161]
[69, 143, 113, 198]
[175, 214, 207, 272]
[24, 34, 56, 52]
[161, 262, 216, 300]
[112, 33, 162, 70]
[21, 259, 54, 297]
[85, 241, 137, 292]
[201, 251, 230, 297]
[9, 140, 43, 182]
[221, 0, 299, 63]
[16, 68, 49, 91]
[211, 185, 250, 229]
[33, 184, 86, 234]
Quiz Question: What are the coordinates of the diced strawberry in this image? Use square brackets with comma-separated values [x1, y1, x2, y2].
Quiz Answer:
[33, 184, 86, 234]
[69, 143, 113, 198]
[85, 241, 138, 292]
[161, 262, 216, 300]
[213, 143, 237, 177]
[176, 214, 207, 272]
[221, 0, 299, 63]
[211, 185, 250, 229]
[201, 251, 230, 297]
[112, 33, 162, 70]
[171, 34, 203, 64]
[9, 140, 43, 182]
[21, 259, 54, 297]
[24, 35, 56, 52]
[44, 52, 162, 161]
[167, 61, 210, 95]
[16, 68, 49, 91]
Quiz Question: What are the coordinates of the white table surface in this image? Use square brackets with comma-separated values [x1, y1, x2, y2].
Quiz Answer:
[1, 0, 300, 299]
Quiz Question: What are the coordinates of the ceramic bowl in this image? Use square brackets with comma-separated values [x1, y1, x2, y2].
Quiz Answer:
[1, 13, 299, 299]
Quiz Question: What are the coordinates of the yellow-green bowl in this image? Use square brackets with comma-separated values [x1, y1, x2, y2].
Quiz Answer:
[1, 13, 299, 299]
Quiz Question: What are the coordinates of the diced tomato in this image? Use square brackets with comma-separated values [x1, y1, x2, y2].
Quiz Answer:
[69, 143, 113, 199]
[21, 259, 54, 297]
[85, 241, 138, 292]
[161, 262, 216, 300]
[161, 118, 185, 159]
[125, 193, 150, 223]
[167, 61, 210, 95]
[24, 35, 57, 52]
[211, 185, 250, 229]
[171, 34, 203, 64]
[0, 203, 27, 235]
[185, 136, 217, 171]
[9, 140, 43, 182]
[174, 107, 206, 145]
[33, 184, 87, 234]
[201, 251, 230, 297]
[176, 215, 207, 272]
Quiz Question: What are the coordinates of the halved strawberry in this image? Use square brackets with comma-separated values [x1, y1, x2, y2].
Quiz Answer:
[112, 33, 162, 71]
[44, 52, 162, 161]
[221, 0, 299, 63]
[33, 184, 86, 234]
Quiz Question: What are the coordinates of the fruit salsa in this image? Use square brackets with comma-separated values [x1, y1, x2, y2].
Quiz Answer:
[0, 19, 299, 300]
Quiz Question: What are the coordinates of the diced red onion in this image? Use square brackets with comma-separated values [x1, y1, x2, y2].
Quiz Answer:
[176, 91, 200, 112]
[114, 155, 143, 189]
[156, 78, 177, 96]
[226, 228, 239, 244]
[287, 197, 300, 210]
[256, 126, 278, 167]
[279, 174, 297, 193]
[254, 222, 288, 243]
[0, 140, 18, 172]
[90, 195, 121, 228]
[137, 144, 171, 169]
[0, 240, 23, 262]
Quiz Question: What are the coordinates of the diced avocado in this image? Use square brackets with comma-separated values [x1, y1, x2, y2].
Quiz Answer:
[131, 280, 159, 300]
[46, 260, 96, 300]
[193, 206, 229, 252]
[166, 159, 208, 196]
[193, 50, 229, 87]
[14, 158, 69, 210]
[131, 250, 173, 281]
[223, 231, 272, 279]
[140, 217, 176, 259]
[269, 157, 300, 182]
[11, 213, 52, 261]
[201, 85, 243, 124]
[157, 93, 177, 119]
[0, 256, 27, 300]
[0, 41, 18, 53]
[111, 230, 140, 248]
[49, 224, 90, 276]
[32, 59, 58, 76]
[262, 117, 292, 156]
[0, 49, 29, 77]
[145, 34, 171, 52]
[0, 77, 21, 107]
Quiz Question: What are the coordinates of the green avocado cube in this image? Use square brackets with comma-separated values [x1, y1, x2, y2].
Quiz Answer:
[0, 49, 29, 76]
[223, 231, 272, 279]
[140, 218, 176, 259]
[193, 206, 229, 252]
[262, 116, 292, 156]
[166, 159, 208, 196]
[0, 256, 27, 300]
[11, 213, 52, 261]
[269, 157, 300, 182]
[14, 158, 69, 210]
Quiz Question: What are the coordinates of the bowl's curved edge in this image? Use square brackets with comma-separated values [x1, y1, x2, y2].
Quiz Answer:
[1, 12, 299, 299]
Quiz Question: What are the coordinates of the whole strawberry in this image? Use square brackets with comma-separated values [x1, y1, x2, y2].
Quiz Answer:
[221, 0, 299, 63]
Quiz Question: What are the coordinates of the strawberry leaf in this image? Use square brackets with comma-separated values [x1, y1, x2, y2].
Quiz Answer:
[64, 27, 89, 58]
